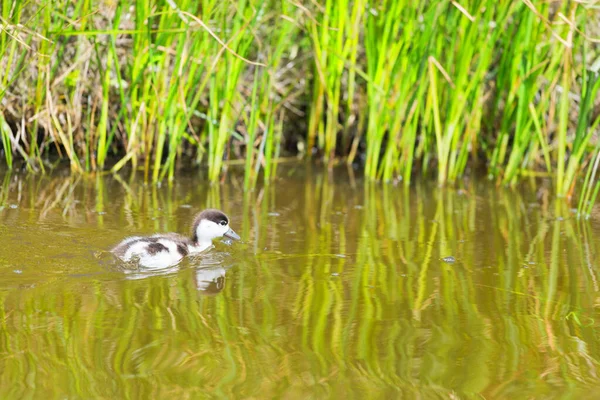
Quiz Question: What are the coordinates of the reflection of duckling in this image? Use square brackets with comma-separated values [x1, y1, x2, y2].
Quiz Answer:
[111, 209, 240, 269]
[194, 267, 227, 295]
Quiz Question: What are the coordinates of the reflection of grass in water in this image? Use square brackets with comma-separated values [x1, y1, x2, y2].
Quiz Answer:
[0, 172, 600, 397]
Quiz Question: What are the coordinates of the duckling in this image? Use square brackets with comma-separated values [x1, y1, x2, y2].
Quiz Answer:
[111, 209, 240, 269]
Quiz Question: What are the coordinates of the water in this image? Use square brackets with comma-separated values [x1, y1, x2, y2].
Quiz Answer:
[1, 168, 600, 398]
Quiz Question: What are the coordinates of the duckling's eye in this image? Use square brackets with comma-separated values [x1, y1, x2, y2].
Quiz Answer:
[219, 220, 227, 226]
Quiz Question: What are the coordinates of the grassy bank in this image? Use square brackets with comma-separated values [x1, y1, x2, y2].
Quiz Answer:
[1, 1, 599, 200]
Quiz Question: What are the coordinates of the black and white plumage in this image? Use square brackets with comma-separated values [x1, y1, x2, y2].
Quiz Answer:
[111, 209, 240, 269]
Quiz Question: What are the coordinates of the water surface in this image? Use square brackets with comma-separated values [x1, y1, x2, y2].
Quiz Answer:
[1, 168, 600, 398]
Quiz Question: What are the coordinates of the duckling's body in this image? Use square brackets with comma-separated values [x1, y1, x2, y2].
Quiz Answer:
[111, 209, 239, 269]
[111, 234, 194, 268]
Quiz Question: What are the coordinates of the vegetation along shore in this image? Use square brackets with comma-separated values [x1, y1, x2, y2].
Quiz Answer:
[1, 0, 599, 209]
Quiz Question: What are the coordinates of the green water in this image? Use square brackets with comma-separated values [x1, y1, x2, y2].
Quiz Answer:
[1, 168, 600, 399]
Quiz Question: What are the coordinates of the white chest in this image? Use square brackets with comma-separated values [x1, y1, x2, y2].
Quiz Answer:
[187, 241, 213, 254]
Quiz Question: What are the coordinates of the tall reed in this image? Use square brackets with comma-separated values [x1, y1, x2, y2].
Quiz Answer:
[0, 0, 599, 198]
[307, 0, 364, 164]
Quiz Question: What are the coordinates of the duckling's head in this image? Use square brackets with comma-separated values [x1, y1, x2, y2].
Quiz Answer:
[192, 209, 240, 245]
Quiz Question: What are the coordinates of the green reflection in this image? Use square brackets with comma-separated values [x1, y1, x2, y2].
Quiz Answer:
[0, 169, 599, 398]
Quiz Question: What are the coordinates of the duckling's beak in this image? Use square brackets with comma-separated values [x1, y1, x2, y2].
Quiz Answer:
[224, 228, 240, 241]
